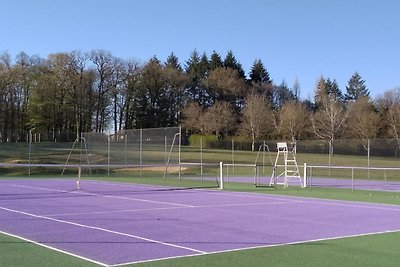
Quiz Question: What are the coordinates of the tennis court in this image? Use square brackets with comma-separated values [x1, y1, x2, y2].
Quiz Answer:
[1, 178, 400, 266]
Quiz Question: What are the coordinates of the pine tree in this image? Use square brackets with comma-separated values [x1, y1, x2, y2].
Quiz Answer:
[184, 50, 209, 106]
[223, 50, 245, 78]
[314, 77, 344, 105]
[345, 72, 369, 101]
[326, 78, 344, 103]
[165, 52, 182, 71]
[209, 51, 223, 71]
[293, 78, 301, 101]
[249, 59, 272, 84]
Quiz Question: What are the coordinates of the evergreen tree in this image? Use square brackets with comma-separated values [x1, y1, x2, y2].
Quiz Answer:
[199, 52, 210, 78]
[325, 78, 344, 103]
[314, 77, 344, 105]
[249, 59, 272, 84]
[272, 80, 296, 109]
[165, 52, 182, 71]
[292, 78, 301, 101]
[185, 50, 209, 106]
[345, 72, 369, 101]
[223, 50, 245, 78]
[209, 51, 223, 71]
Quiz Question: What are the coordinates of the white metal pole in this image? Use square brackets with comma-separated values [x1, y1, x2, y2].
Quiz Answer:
[107, 133, 110, 176]
[200, 137, 203, 181]
[367, 139, 370, 178]
[303, 163, 307, 188]
[77, 166, 81, 190]
[219, 162, 224, 190]
[178, 127, 181, 181]
[140, 129, 143, 179]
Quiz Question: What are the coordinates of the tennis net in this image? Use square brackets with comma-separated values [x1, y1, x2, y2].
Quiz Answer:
[306, 164, 400, 192]
[0, 162, 222, 192]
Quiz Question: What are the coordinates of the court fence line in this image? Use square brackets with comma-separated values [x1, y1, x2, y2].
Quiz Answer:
[305, 164, 400, 193]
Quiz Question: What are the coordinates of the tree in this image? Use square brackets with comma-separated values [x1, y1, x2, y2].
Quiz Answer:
[345, 72, 369, 102]
[202, 101, 236, 137]
[240, 93, 274, 151]
[165, 52, 182, 71]
[271, 80, 296, 109]
[311, 94, 349, 154]
[109, 57, 129, 133]
[64, 51, 94, 139]
[0, 52, 13, 142]
[123, 60, 143, 129]
[249, 59, 272, 85]
[224, 50, 245, 79]
[185, 50, 210, 107]
[163, 56, 188, 126]
[346, 97, 380, 149]
[89, 50, 119, 132]
[181, 102, 204, 133]
[376, 88, 400, 149]
[205, 67, 247, 109]
[209, 51, 223, 71]
[292, 78, 301, 101]
[314, 77, 344, 107]
[278, 101, 311, 141]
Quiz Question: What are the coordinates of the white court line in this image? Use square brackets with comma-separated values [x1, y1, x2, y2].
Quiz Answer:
[44, 206, 187, 217]
[111, 228, 400, 267]
[304, 199, 400, 212]
[10, 184, 97, 196]
[0, 229, 108, 267]
[101, 194, 195, 207]
[12, 181, 400, 214]
[45, 200, 300, 217]
[0, 206, 207, 255]
[205, 190, 400, 211]
[9, 181, 400, 214]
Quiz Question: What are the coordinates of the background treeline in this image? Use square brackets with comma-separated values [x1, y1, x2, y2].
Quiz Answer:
[1, 49, 400, 150]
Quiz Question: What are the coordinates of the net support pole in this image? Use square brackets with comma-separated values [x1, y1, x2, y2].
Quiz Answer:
[77, 166, 81, 190]
[219, 162, 224, 190]
[303, 163, 307, 188]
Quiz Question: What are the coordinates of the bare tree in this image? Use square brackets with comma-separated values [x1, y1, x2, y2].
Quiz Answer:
[181, 102, 204, 133]
[240, 93, 274, 151]
[376, 88, 400, 149]
[89, 50, 119, 132]
[311, 94, 349, 154]
[346, 97, 380, 147]
[278, 101, 311, 141]
[202, 101, 236, 137]
[205, 67, 247, 109]
[67, 51, 94, 139]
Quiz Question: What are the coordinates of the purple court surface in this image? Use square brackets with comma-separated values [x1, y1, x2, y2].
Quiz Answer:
[1, 178, 400, 266]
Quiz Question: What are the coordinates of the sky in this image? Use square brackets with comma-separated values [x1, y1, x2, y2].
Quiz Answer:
[1, 0, 400, 100]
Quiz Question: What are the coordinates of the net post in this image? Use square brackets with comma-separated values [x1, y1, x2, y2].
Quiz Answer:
[77, 166, 81, 190]
[303, 163, 307, 188]
[219, 162, 224, 190]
